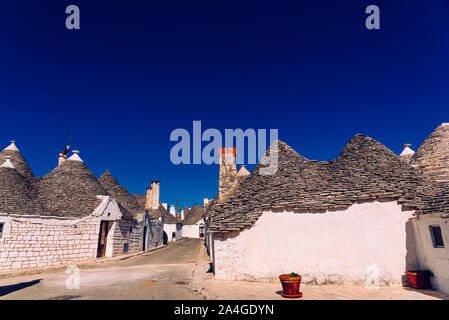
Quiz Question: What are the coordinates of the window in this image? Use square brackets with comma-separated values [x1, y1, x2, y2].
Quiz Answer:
[0, 223, 3, 238]
[430, 226, 444, 248]
[123, 243, 129, 253]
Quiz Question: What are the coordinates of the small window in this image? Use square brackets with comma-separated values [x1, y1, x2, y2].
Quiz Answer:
[123, 243, 129, 253]
[430, 226, 444, 248]
[0, 223, 3, 238]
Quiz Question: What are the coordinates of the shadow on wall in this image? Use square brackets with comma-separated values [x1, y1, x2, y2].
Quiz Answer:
[0, 279, 42, 297]
[404, 219, 419, 285]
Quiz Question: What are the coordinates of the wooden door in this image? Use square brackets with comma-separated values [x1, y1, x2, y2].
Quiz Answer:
[97, 221, 109, 258]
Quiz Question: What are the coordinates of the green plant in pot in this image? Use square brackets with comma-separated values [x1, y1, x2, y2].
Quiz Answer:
[279, 272, 302, 298]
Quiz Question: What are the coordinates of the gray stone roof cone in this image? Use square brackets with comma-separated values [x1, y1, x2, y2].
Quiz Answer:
[0, 141, 34, 180]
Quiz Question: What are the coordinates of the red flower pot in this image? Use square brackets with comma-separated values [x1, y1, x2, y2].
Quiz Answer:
[279, 274, 303, 298]
[405, 271, 430, 289]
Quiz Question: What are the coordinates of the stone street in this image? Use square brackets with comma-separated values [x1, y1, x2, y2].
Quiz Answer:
[0, 238, 205, 300]
[0, 238, 448, 300]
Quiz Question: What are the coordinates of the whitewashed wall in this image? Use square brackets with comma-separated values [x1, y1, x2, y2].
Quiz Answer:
[213, 201, 415, 285]
[0, 217, 100, 271]
[164, 223, 181, 241]
[183, 221, 204, 238]
[409, 213, 449, 294]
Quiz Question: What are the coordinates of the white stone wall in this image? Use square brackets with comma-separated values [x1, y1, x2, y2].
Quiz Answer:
[111, 218, 163, 255]
[164, 223, 181, 241]
[213, 201, 415, 285]
[0, 196, 165, 272]
[409, 213, 449, 294]
[0, 218, 100, 271]
[111, 221, 141, 256]
[182, 221, 204, 238]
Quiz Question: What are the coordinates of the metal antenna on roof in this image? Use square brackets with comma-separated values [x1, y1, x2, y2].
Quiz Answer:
[64, 128, 72, 146]
[59, 128, 72, 159]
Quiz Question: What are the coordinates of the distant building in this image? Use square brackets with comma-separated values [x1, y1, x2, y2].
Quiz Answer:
[182, 202, 207, 238]
[98, 170, 162, 251]
[134, 183, 182, 244]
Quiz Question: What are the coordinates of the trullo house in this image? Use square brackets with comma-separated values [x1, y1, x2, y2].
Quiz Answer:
[182, 203, 207, 238]
[207, 131, 449, 291]
[0, 141, 163, 271]
[134, 183, 182, 244]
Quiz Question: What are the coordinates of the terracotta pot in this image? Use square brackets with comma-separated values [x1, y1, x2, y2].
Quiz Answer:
[405, 271, 430, 289]
[279, 274, 303, 298]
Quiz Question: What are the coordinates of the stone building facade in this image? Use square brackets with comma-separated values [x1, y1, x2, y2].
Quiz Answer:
[406, 123, 449, 294]
[207, 128, 449, 291]
[134, 183, 181, 244]
[0, 141, 163, 272]
[182, 203, 206, 238]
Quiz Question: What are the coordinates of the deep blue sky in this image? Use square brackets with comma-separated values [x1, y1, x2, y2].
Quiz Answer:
[2, 1, 448, 208]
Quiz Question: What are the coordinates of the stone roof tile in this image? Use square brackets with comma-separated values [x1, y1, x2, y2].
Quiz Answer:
[207, 135, 443, 234]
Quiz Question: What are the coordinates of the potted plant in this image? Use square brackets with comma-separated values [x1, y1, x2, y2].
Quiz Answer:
[279, 272, 302, 298]
[405, 270, 432, 289]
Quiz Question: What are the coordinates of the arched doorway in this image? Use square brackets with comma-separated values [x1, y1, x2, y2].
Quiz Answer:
[163, 231, 168, 245]
[199, 223, 205, 238]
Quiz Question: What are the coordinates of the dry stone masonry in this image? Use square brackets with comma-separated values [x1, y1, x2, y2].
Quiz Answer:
[0, 141, 164, 272]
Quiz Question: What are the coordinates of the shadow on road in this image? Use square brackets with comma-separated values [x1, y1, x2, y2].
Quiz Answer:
[0, 279, 42, 297]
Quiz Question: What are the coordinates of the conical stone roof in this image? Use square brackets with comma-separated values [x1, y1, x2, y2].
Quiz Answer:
[33, 159, 111, 218]
[183, 204, 205, 225]
[411, 123, 449, 183]
[0, 166, 43, 215]
[98, 170, 144, 219]
[208, 136, 438, 234]
[0, 141, 34, 180]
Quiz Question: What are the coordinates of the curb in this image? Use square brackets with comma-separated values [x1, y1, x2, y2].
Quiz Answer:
[0, 245, 167, 280]
[189, 241, 212, 299]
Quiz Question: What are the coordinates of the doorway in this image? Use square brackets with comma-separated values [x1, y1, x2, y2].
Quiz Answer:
[97, 221, 109, 258]
[142, 226, 148, 251]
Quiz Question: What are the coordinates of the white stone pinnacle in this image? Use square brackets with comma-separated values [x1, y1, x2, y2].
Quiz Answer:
[1, 156, 15, 168]
[399, 144, 415, 157]
[4, 141, 19, 152]
[68, 150, 84, 162]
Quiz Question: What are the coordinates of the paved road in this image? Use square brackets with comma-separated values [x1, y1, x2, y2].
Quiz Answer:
[0, 238, 205, 300]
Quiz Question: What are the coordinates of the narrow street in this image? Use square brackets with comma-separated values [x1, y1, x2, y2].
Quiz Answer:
[0, 238, 206, 300]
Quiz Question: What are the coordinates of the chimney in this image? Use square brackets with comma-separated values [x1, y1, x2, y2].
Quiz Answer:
[58, 155, 66, 166]
[218, 148, 238, 201]
[204, 197, 209, 207]
[150, 181, 160, 210]
[145, 187, 152, 210]
[145, 180, 160, 210]
[169, 205, 176, 217]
